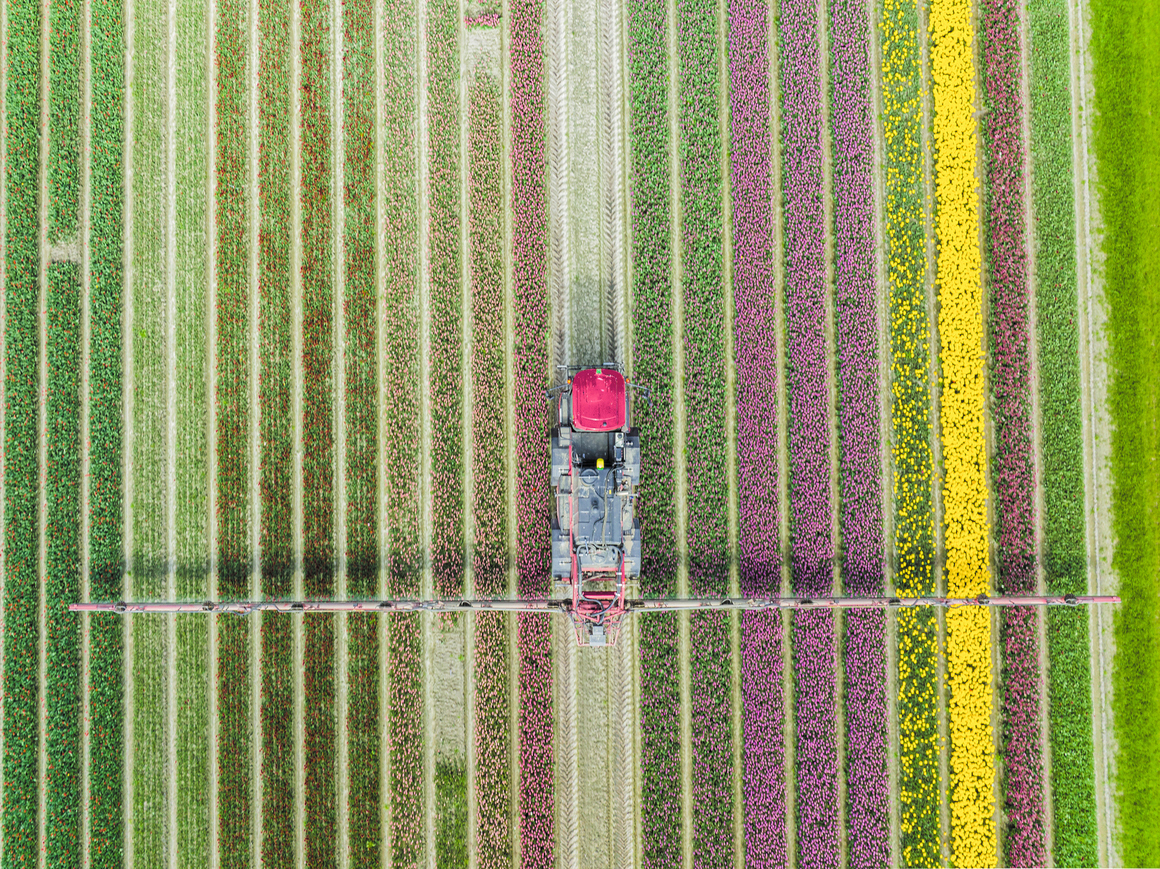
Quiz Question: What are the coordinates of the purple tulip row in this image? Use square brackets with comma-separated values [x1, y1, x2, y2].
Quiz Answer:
[728, 0, 786, 864]
[779, 0, 839, 864]
[829, 0, 889, 863]
[981, 0, 1045, 863]
[679, 0, 735, 863]
[509, 0, 555, 863]
[628, 0, 683, 861]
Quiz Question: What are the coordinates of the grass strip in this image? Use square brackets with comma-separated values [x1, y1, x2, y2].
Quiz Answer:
[435, 758, 469, 866]
[87, 0, 126, 859]
[469, 77, 512, 868]
[174, 0, 211, 861]
[509, 0, 554, 862]
[727, 2, 787, 861]
[214, 0, 253, 859]
[978, 0, 1045, 862]
[1026, 0, 1097, 861]
[828, 0, 889, 861]
[428, 0, 464, 599]
[45, 0, 83, 862]
[382, 0, 423, 859]
[131, 0, 171, 853]
[256, 0, 293, 862]
[342, 0, 379, 863]
[1089, 1, 1160, 863]
[628, 0, 681, 860]
[2, 0, 41, 863]
[299, 0, 336, 859]
[879, 0, 940, 862]
[677, 0, 733, 861]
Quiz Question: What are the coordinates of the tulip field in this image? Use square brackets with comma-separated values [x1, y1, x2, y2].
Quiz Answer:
[0, 0, 1136, 864]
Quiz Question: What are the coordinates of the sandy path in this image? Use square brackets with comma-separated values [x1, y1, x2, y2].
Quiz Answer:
[1069, 0, 1117, 862]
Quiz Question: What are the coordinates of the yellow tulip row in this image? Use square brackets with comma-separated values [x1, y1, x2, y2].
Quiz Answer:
[931, 0, 997, 863]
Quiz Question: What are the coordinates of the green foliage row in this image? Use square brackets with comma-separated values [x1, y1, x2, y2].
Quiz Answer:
[88, 0, 125, 860]
[627, 0, 682, 861]
[1026, 1, 1098, 862]
[4, 0, 45, 864]
[1089, 0, 1160, 863]
[435, 757, 468, 866]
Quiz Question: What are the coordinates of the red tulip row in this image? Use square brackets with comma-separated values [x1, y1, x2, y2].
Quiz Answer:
[627, 0, 683, 861]
[299, 0, 337, 859]
[342, 0, 382, 864]
[214, 0, 253, 860]
[428, 0, 466, 599]
[469, 76, 513, 867]
[255, 0, 294, 860]
[980, 0, 1046, 863]
[45, 0, 84, 862]
[88, 0, 126, 856]
[381, 0, 424, 861]
[509, 0, 554, 861]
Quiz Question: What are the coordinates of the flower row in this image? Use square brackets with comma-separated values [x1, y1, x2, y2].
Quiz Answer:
[879, 0, 940, 860]
[509, 0, 555, 862]
[475, 613, 512, 868]
[980, 0, 1047, 862]
[628, 0, 683, 861]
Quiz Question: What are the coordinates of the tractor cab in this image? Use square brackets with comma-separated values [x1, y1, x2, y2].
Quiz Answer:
[547, 366, 645, 647]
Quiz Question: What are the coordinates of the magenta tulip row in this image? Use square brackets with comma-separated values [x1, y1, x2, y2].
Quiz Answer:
[982, 0, 1045, 863]
[728, 0, 787, 864]
[779, 0, 839, 863]
[509, 0, 555, 864]
[829, 0, 889, 862]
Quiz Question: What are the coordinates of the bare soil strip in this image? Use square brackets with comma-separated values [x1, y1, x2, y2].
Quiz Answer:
[1069, 0, 1117, 861]
[615, 619, 637, 868]
[600, 0, 625, 362]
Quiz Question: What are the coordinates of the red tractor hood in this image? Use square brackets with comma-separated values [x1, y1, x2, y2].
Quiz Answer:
[572, 368, 626, 431]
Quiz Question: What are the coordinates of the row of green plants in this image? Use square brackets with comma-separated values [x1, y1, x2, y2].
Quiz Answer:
[469, 77, 512, 869]
[677, 0, 734, 863]
[256, 0, 295, 862]
[878, 0, 940, 863]
[299, 0, 337, 859]
[435, 758, 469, 866]
[343, 1, 381, 865]
[1092, 0, 1160, 863]
[429, 0, 465, 600]
[1026, 1, 1098, 862]
[46, 0, 83, 862]
[4, 0, 45, 863]
[626, 0, 683, 862]
[381, 0, 424, 862]
[215, 0, 253, 860]
[88, 0, 125, 860]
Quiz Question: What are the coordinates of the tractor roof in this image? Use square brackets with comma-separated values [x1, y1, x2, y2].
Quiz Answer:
[572, 368, 626, 431]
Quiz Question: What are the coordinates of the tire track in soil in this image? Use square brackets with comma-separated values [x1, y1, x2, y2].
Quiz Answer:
[600, 0, 624, 363]
[1068, 0, 1116, 861]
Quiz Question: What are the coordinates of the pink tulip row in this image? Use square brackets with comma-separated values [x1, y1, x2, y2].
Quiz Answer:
[828, 0, 889, 862]
[428, 0, 466, 599]
[981, 0, 1045, 862]
[509, 0, 555, 862]
[779, 0, 840, 862]
[728, 1, 787, 862]
[678, 0, 735, 863]
[469, 76, 513, 868]
[628, 0, 684, 862]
